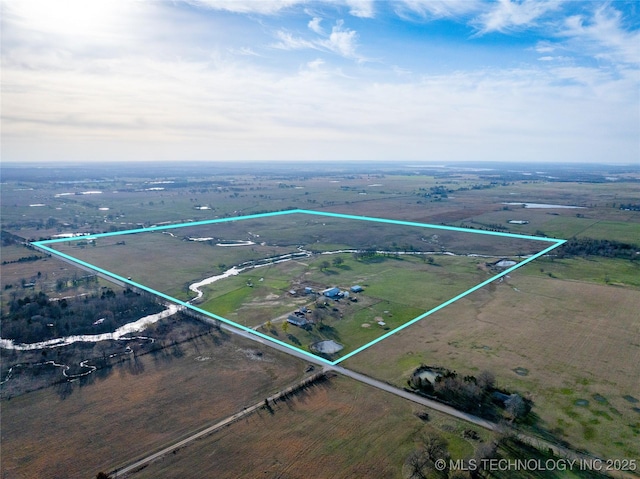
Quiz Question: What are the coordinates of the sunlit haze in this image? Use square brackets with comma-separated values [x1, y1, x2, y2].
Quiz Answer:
[1, 0, 638, 164]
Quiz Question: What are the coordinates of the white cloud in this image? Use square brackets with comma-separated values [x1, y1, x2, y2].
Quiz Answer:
[183, 0, 375, 18]
[394, 0, 481, 19]
[2, 0, 637, 164]
[273, 20, 361, 60]
[474, 0, 562, 34]
[229, 47, 260, 56]
[321, 20, 359, 59]
[561, 5, 640, 66]
[535, 43, 556, 53]
[272, 30, 316, 51]
[182, 0, 304, 15]
[3, 48, 636, 163]
[345, 0, 376, 18]
[307, 58, 326, 70]
[308, 17, 324, 34]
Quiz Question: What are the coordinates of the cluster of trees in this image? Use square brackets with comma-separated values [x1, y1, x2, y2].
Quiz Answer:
[406, 432, 500, 479]
[2, 254, 42, 265]
[557, 237, 638, 260]
[617, 203, 640, 211]
[409, 367, 531, 421]
[3, 289, 163, 343]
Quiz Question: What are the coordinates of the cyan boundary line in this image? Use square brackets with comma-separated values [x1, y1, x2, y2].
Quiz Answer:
[295, 209, 562, 242]
[31, 242, 333, 365]
[331, 239, 566, 365]
[32, 210, 565, 365]
[36, 209, 302, 244]
[35, 208, 562, 245]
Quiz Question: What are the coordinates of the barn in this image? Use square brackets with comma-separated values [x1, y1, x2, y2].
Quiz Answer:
[322, 287, 341, 298]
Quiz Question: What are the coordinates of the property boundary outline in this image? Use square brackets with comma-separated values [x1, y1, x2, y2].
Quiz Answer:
[32, 209, 566, 366]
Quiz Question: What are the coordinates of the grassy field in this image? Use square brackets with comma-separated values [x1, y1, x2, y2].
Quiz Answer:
[2, 167, 638, 477]
[42, 214, 554, 361]
[0, 331, 308, 479]
[127, 374, 487, 479]
[345, 271, 640, 461]
[127, 374, 607, 479]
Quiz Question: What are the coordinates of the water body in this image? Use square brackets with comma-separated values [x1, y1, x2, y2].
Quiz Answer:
[0, 305, 180, 351]
[311, 340, 343, 354]
[502, 202, 585, 209]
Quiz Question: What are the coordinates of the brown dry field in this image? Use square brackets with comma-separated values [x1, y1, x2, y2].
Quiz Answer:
[127, 374, 490, 479]
[345, 272, 640, 460]
[0, 332, 307, 479]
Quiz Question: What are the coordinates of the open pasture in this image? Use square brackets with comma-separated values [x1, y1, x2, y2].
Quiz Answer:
[345, 271, 640, 461]
[38, 210, 560, 363]
[126, 374, 492, 479]
[0, 331, 307, 479]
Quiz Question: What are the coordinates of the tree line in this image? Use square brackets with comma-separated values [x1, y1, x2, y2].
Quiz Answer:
[3, 289, 164, 344]
[557, 237, 639, 260]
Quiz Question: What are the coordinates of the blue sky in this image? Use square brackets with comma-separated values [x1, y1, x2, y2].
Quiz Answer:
[1, 0, 638, 164]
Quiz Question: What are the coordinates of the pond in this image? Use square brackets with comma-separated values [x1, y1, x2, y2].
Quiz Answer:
[310, 340, 343, 354]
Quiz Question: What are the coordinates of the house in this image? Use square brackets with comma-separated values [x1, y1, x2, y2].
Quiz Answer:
[350, 285, 363, 293]
[287, 315, 309, 327]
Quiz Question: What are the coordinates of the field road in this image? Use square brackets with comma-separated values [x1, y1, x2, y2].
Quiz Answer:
[144, 315, 639, 479]
[108, 314, 638, 479]
[113, 402, 264, 476]
[328, 365, 639, 479]
[112, 371, 326, 477]
[325, 364, 498, 431]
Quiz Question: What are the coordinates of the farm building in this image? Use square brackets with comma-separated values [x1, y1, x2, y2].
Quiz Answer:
[350, 285, 363, 293]
[322, 287, 341, 298]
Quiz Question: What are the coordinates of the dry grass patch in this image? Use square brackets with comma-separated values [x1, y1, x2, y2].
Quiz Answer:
[345, 274, 640, 460]
[126, 375, 490, 479]
[0, 332, 307, 479]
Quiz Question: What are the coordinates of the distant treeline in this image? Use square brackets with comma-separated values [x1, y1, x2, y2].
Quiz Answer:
[2, 255, 42, 265]
[1, 230, 26, 247]
[557, 237, 639, 260]
[618, 203, 640, 211]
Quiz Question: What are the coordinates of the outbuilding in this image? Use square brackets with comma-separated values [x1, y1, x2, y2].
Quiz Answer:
[322, 287, 341, 298]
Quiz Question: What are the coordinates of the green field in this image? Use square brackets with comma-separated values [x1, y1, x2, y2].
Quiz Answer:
[2, 165, 638, 478]
[41, 213, 556, 361]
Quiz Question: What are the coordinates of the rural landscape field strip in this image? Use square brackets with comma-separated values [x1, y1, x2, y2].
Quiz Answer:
[4, 165, 638, 478]
[33, 209, 565, 366]
[333, 241, 565, 364]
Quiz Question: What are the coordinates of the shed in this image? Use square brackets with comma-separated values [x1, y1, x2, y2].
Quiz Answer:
[350, 285, 363, 293]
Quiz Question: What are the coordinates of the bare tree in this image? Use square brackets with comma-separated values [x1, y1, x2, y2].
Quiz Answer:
[505, 393, 527, 421]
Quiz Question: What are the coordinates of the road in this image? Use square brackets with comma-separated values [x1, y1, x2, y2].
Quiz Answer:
[112, 372, 326, 477]
[325, 364, 498, 431]
[114, 403, 262, 476]
[131, 314, 640, 478]
[110, 317, 638, 479]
